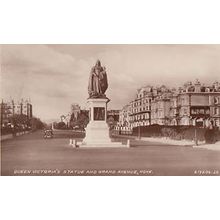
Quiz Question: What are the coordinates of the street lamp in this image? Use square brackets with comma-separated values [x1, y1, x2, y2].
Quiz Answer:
[138, 122, 141, 140]
[194, 117, 198, 146]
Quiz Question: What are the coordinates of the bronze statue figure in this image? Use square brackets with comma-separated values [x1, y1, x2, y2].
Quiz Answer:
[88, 60, 108, 98]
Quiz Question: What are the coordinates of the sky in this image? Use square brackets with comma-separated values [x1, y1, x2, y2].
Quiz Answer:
[1, 44, 220, 122]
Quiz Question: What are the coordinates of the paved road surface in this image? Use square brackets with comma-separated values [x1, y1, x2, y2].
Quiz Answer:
[1, 130, 220, 176]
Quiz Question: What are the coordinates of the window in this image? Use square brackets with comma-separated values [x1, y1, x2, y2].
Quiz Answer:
[214, 97, 219, 104]
[181, 98, 185, 105]
[214, 107, 218, 115]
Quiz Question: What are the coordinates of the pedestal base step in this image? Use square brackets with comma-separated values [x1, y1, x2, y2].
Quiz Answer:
[79, 141, 127, 148]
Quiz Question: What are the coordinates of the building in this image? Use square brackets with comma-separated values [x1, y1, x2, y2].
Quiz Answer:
[22, 99, 33, 118]
[151, 95, 172, 125]
[62, 103, 81, 128]
[0, 101, 12, 125]
[1, 99, 32, 119]
[129, 86, 153, 128]
[119, 104, 131, 127]
[67, 103, 119, 129]
[150, 86, 173, 125]
[174, 80, 220, 127]
[1, 98, 33, 128]
[107, 110, 120, 122]
[71, 103, 81, 119]
[60, 114, 71, 127]
[120, 80, 220, 128]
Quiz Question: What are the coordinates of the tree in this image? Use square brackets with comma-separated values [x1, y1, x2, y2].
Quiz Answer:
[107, 116, 116, 129]
[30, 117, 44, 130]
[70, 111, 89, 129]
[77, 113, 89, 129]
[10, 114, 29, 125]
[57, 121, 66, 129]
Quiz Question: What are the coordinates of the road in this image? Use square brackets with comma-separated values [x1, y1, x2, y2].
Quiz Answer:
[1, 130, 220, 176]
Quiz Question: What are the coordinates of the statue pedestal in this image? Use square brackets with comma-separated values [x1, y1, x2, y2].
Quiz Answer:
[81, 98, 125, 148]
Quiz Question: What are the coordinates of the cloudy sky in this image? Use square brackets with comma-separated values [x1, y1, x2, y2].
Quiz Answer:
[1, 44, 220, 121]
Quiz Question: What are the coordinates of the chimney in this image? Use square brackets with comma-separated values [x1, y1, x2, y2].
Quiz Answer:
[213, 81, 219, 90]
[194, 79, 201, 93]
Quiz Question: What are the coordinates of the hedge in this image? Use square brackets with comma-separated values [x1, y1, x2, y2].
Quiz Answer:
[133, 125, 220, 143]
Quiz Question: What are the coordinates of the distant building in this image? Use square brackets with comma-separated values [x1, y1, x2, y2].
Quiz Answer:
[1, 98, 33, 127]
[119, 104, 131, 127]
[60, 113, 71, 127]
[107, 110, 120, 122]
[71, 103, 81, 120]
[1, 101, 12, 125]
[61, 103, 82, 128]
[65, 103, 120, 129]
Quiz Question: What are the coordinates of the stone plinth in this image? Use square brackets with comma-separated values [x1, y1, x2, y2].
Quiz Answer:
[81, 98, 125, 148]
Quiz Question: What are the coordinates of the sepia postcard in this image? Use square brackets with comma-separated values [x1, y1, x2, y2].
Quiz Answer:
[1, 44, 220, 176]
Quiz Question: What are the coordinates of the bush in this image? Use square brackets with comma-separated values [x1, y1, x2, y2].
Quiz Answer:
[204, 128, 219, 144]
[1, 127, 12, 135]
[56, 122, 66, 129]
[132, 125, 220, 142]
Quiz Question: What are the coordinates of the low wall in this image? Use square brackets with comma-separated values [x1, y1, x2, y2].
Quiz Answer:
[1, 134, 13, 141]
[1, 131, 31, 141]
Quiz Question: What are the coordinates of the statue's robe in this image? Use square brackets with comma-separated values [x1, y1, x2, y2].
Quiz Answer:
[88, 67, 102, 96]
[99, 71, 108, 94]
[88, 66, 108, 97]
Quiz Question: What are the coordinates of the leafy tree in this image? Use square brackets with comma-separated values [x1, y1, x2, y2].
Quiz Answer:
[70, 112, 89, 129]
[57, 121, 66, 129]
[30, 117, 45, 130]
[9, 114, 29, 126]
[77, 113, 89, 128]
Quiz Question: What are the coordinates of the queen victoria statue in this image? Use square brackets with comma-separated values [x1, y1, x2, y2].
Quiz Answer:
[81, 59, 124, 148]
[88, 60, 108, 98]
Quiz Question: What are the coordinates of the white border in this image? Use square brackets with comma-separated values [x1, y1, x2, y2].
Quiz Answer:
[1, 177, 220, 220]
[0, 0, 220, 43]
[1, 1, 220, 220]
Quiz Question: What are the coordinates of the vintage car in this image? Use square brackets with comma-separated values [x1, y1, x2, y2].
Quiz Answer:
[43, 129, 53, 139]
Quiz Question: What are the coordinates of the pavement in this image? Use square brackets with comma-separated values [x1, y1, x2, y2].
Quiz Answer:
[140, 137, 194, 146]
[194, 141, 220, 151]
[1, 130, 220, 176]
[139, 136, 220, 151]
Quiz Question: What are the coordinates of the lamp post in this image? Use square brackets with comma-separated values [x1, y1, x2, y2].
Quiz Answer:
[194, 118, 198, 146]
[138, 123, 141, 140]
[0, 100, 3, 130]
